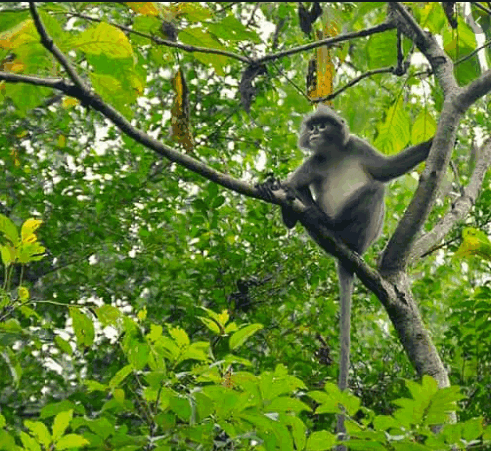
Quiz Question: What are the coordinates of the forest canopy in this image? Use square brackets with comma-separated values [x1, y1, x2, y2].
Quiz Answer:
[1, 2, 491, 450]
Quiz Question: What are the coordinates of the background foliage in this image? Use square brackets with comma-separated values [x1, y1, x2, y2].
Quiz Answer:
[1, 2, 491, 450]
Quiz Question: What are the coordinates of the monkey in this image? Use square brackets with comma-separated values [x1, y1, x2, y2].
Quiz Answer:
[257, 104, 433, 444]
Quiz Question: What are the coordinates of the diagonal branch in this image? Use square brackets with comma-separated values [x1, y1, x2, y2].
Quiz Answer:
[380, 3, 491, 272]
[29, 3, 87, 91]
[410, 139, 491, 263]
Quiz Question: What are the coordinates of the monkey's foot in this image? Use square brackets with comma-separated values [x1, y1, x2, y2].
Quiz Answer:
[301, 205, 334, 230]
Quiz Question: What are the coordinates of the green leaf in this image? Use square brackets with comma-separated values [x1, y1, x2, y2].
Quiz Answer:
[17, 241, 46, 263]
[207, 14, 260, 42]
[19, 430, 42, 451]
[55, 434, 90, 450]
[461, 417, 484, 441]
[85, 380, 107, 392]
[169, 396, 192, 422]
[0, 430, 16, 450]
[367, 31, 398, 69]
[168, 326, 190, 348]
[346, 439, 388, 450]
[199, 316, 221, 334]
[95, 304, 123, 327]
[0, 244, 15, 266]
[266, 397, 311, 414]
[411, 111, 437, 143]
[54, 336, 73, 355]
[126, 340, 149, 370]
[69, 308, 95, 348]
[109, 364, 133, 389]
[179, 27, 229, 75]
[229, 323, 263, 350]
[76, 22, 133, 59]
[147, 324, 163, 342]
[282, 415, 307, 451]
[24, 420, 51, 449]
[374, 97, 411, 154]
[181, 341, 209, 362]
[309, 383, 343, 414]
[0, 214, 19, 246]
[389, 442, 431, 450]
[40, 401, 77, 420]
[52, 410, 72, 442]
[373, 414, 401, 432]
[306, 430, 336, 451]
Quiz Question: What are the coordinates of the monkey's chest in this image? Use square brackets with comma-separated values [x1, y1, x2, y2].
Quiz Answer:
[312, 160, 370, 218]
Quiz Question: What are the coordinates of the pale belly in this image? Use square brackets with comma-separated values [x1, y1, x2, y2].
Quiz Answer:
[313, 160, 370, 218]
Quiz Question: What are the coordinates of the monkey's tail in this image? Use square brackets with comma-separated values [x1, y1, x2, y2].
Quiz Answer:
[336, 262, 354, 451]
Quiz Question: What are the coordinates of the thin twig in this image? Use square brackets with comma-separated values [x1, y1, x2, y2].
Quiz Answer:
[257, 22, 395, 64]
[456, 39, 491, 65]
[472, 1, 491, 15]
[313, 67, 394, 103]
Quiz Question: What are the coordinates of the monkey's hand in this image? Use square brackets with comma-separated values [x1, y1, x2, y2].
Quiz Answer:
[255, 176, 284, 201]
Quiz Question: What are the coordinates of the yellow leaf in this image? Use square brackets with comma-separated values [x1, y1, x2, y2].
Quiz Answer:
[113, 388, 125, 403]
[23, 234, 37, 244]
[18, 286, 29, 301]
[218, 309, 229, 326]
[0, 20, 38, 50]
[129, 74, 145, 95]
[10, 148, 20, 167]
[62, 97, 79, 108]
[21, 218, 42, 242]
[57, 134, 66, 148]
[170, 68, 194, 152]
[126, 2, 160, 17]
[137, 307, 147, 321]
[2, 59, 25, 73]
[308, 24, 338, 101]
[455, 227, 491, 261]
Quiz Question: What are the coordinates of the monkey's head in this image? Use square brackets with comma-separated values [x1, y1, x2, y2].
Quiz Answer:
[298, 105, 350, 151]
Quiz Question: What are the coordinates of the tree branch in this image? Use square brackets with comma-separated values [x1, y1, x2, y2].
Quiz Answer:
[314, 67, 395, 103]
[380, 3, 491, 272]
[410, 139, 491, 263]
[29, 2, 87, 91]
[256, 22, 395, 64]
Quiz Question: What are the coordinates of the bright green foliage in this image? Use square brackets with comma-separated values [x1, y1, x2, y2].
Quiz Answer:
[1, 307, 490, 450]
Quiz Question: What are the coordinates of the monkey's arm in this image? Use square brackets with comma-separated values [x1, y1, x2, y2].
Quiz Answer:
[367, 138, 433, 182]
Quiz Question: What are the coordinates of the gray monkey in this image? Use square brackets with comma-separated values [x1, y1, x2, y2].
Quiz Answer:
[257, 104, 432, 442]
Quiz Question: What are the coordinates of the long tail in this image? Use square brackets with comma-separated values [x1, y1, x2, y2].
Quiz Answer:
[336, 262, 354, 450]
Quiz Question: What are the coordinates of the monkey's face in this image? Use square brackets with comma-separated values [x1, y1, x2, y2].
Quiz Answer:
[300, 119, 340, 151]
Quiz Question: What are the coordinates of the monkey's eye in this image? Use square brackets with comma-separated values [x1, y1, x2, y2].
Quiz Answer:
[318, 123, 327, 131]
[308, 124, 316, 131]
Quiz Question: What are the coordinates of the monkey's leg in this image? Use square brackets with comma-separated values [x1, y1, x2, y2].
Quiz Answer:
[281, 185, 316, 228]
